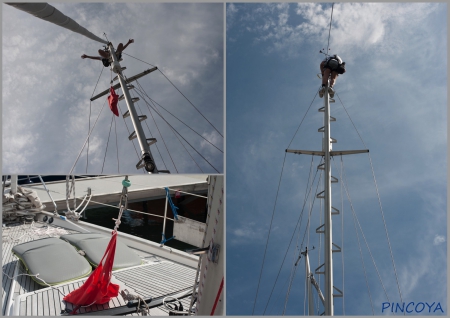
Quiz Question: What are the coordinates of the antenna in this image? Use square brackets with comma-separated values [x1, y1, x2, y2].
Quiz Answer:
[103, 32, 110, 43]
[319, 48, 331, 58]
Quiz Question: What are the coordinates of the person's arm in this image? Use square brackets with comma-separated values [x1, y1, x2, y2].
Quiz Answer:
[121, 39, 134, 52]
[81, 54, 101, 60]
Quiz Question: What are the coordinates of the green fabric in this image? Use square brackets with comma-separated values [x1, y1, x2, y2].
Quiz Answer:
[12, 237, 92, 286]
[60, 233, 142, 270]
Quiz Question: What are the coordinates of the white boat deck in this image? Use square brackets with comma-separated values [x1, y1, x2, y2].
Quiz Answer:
[2, 221, 197, 316]
[15, 262, 196, 316]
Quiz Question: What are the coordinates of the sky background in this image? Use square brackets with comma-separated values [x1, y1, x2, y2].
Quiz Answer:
[226, 3, 446, 315]
[3, 3, 223, 174]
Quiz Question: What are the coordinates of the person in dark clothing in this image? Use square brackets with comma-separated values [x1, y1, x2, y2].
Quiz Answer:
[81, 39, 134, 67]
[319, 54, 345, 98]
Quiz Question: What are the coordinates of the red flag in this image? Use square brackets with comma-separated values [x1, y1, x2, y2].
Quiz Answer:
[107, 87, 119, 117]
[63, 231, 120, 313]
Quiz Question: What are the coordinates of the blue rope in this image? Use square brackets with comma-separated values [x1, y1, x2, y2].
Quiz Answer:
[165, 187, 179, 220]
[160, 233, 175, 245]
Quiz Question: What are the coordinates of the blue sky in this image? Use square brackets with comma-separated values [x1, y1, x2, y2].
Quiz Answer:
[2, 3, 223, 174]
[226, 3, 446, 315]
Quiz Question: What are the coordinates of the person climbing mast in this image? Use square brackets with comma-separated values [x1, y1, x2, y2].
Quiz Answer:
[319, 54, 346, 98]
[81, 39, 134, 67]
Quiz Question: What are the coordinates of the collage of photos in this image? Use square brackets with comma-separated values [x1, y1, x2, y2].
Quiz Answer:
[1, 2, 447, 317]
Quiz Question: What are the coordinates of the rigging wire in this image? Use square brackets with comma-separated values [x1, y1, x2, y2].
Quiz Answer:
[252, 153, 287, 315]
[340, 156, 345, 315]
[335, 92, 367, 148]
[114, 116, 120, 173]
[132, 98, 169, 171]
[337, 157, 391, 301]
[69, 98, 108, 175]
[316, 185, 322, 314]
[138, 88, 205, 172]
[367, 154, 403, 302]
[116, 69, 163, 173]
[115, 102, 146, 174]
[125, 87, 169, 171]
[269, 269, 299, 315]
[133, 76, 223, 154]
[135, 91, 223, 153]
[122, 52, 223, 138]
[130, 84, 178, 172]
[287, 91, 319, 148]
[132, 80, 220, 173]
[262, 166, 322, 315]
[283, 156, 315, 315]
[350, 193, 375, 314]
[101, 114, 115, 174]
[254, 88, 322, 315]
[86, 64, 105, 173]
[335, 91, 403, 303]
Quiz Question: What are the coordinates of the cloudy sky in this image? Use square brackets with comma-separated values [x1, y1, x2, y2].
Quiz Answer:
[3, 3, 223, 174]
[226, 3, 446, 315]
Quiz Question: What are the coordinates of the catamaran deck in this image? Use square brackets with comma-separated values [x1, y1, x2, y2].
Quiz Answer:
[2, 221, 196, 316]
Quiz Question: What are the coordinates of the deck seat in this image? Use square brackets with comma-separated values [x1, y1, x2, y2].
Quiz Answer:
[12, 237, 92, 286]
[60, 233, 143, 270]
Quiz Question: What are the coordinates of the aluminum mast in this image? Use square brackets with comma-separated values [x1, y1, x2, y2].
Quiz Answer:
[286, 80, 368, 315]
[109, 43, 160, 173]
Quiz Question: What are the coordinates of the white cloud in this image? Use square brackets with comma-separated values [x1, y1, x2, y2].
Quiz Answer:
[228, 3, 441, 60]
[433, 235, 445, 246]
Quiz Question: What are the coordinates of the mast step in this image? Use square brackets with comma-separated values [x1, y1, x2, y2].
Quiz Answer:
[117, 95, 139, 103]
[123, 110, 130, 118]
[319, 107, 325, 112]
[138, 115, 147, 122]
[147, 138, 157, 146]
[330, 98, 335, 103]
[121, 67, 126, 71]
[331, 176, 338, 183]
[331, 206, 339, 215]
[318, 163, 325, 170]
[318, 126, 325, 132]
[333, 286, 343, 297]
[128, 131, 136, 140]
[315, 263, 325, 275]
[330, 116, 336, 122]
[316, 190, 325, 199]
[332, 243, 341, 253]
[330, 137, 337, 143]
[113, 75, 119, 82]
[127, 85, 135, 90]
[316, 224, 325, 234]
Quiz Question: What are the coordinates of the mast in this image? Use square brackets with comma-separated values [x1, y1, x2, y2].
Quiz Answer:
[108, 43, 159, 174]
[323, 85, 334, 315]
[286, 78, 368, 315]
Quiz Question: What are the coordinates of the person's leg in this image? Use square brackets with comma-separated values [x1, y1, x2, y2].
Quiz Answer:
[98, 49, 109, 59]
[322, 68, 331, 86]
[329, 71, 338, 87]
[328, 71, 338, 98]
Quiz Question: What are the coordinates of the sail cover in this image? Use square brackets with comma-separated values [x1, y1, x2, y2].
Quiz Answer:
[6, 3, 107, 44]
